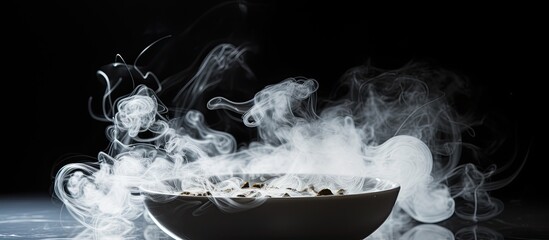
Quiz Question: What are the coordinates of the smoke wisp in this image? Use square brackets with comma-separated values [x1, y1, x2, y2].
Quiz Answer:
[54, 43, 513, 238]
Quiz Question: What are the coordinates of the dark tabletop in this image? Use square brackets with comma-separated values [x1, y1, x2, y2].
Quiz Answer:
[1, 195, 547, 239]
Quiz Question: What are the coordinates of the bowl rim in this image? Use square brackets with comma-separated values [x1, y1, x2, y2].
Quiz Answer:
[139, 173, 400, 199]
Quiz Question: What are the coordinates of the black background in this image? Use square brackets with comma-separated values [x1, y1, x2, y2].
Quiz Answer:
[4, 1, 543, 205]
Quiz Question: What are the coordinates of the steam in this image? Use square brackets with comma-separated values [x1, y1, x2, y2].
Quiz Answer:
[55, 43, 510, 237]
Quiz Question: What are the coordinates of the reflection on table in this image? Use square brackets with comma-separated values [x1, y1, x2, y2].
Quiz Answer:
[0, 195, 547, 239]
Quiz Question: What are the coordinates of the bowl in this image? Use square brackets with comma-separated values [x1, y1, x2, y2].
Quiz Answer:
[142, 174, 400, 240]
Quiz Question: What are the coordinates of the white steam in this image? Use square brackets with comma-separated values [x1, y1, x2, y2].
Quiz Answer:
[55, 43, 506, 237]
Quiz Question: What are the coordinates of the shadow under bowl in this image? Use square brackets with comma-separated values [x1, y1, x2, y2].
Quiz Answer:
[142, 174, 400, 240]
